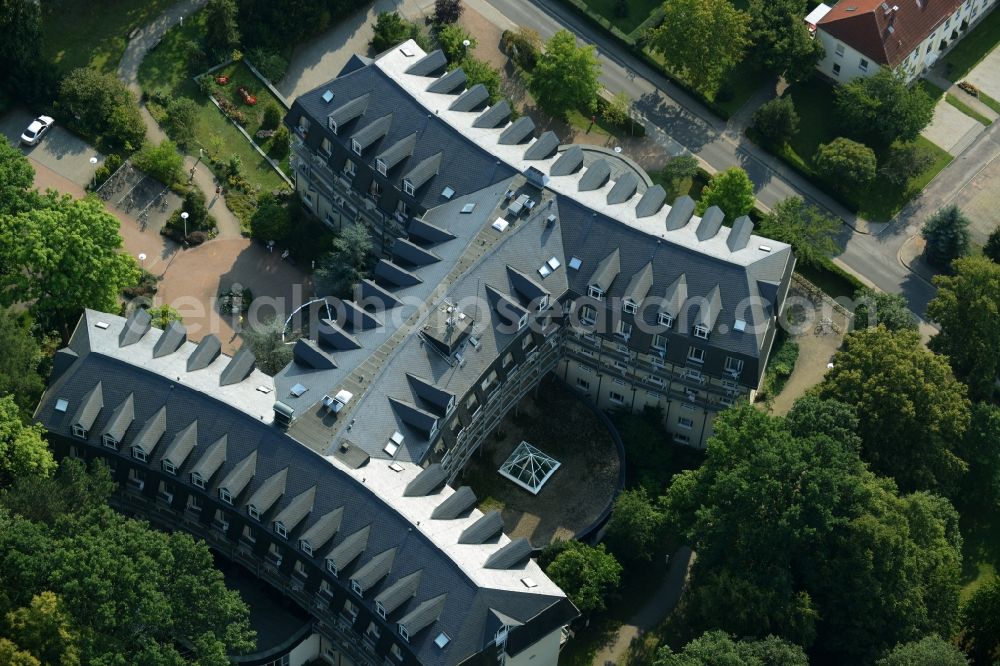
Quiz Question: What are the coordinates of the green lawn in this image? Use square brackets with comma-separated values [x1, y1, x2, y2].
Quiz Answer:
[581, 0, 663, 35]
[42, 0, 178, 74]
[643, 48, 770, 118]
[138, 10, 288, 194]
[941, 6, 1000, 82]
[960, 513, 1000, 603]
[770, 76, 953, 222]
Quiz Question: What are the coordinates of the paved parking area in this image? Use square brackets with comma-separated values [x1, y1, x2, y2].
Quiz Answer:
[0, 107, 103, 187]
[950, 153, 1000, 245]
[966, 47, 1000, 101]
[922, 98, 983, 155]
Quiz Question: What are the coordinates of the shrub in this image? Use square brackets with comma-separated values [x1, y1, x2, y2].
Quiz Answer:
[133, 140, 185, 186]
[58, 67, 145, 151]
[433, 0, 463, 24]
[261, 101, 283, 130]
[268, 124, 290, 160]
[438, 24, 475, 62]
[456, 56, 501, 104]
[370, 12, 422, 53]
[501, 27, 541, 70]
[187, 230, 208, 245]
[250, 193, 293, 241]
[92, 153, 124, 189]
[752, 96, 799, 146]
[164, 97, 198, 147]
[814, 137, 877, 191]
[248, 48, 289, 84]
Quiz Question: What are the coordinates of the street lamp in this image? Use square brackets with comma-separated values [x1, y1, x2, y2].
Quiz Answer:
[180, 211, 189, 239]
[89, 156, 98, 190]
[138, 253, 147, 269]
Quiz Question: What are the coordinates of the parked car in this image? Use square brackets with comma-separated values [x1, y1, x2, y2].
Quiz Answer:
[20, 115, 54, 146]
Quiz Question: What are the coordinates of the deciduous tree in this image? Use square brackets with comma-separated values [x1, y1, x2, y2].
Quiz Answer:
[876, 635, 968, 666]
[696, 167, 755, 218]
[658, 154, 700, 199]
[0, 394, 52, 485]
[650, 0, 750, 95]
[654, 630, 808, 666]
[604, 488, 665, 562]
[0, 0, 51, 103]
[204, 0, 241, 56]
[0, 136, 39, 217]
[927, 256, 1000, 401]
[921, 205, 972, 269]
[542, 541, 622, 614]
[984, 225, 1000, 264]
[757, 196, 840, 267]
[241, 317, 292, 376]
[132, 140, 185, 186]
[816, 326, 970, 494]
[314, 224, 374, 299]
[528, 30, 601, 119]
[145, 305, 182, 330]
[747, 0, 824, 83]
[4, 592, 80, 666]
[602, 92, 630, 127]
[0, 308, 45, 419]
[959, 578, 1000, 665]
[438, 24, 476, 63]
[956, 403, 1000, 513]
[852, 287, 917, 332]
[752, 96, 799, 146]
[879, 143, 936, 188]
[433, 0, 464, 25]
[835, 67, 935, 145]
[164, 97, 199, 148]
[370, 12, 423, 53]
[457, 57, 502, 104]
[250, 193, 293, 242]
[814, 137, 877, 191]
[58, 68, 145, 152]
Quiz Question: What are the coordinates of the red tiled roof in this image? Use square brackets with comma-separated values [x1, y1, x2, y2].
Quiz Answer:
[818, 0, 964, 67]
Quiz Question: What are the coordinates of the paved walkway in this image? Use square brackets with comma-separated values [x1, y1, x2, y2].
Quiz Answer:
[925, 68, 999, 121]
[116, 0, 244, 239]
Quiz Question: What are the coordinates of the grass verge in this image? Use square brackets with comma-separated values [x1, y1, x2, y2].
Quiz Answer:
[580, 0, 663, 34]
[941, 6, 1000, 82]
[946, 93, 993, 125]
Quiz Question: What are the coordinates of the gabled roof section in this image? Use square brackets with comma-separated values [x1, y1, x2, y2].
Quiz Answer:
[161, 419, 198, 468]
[578, 160, 611, 192]
[132, 405, 167, 456]
[375, 570, 422, 615]
[359, 279, 404, 310]
[588, 248, 620, 291]
[341, 300, 383, 332]
[392, 238, 441, 267]
[405, 373, 455, 416]
[458, 511, 504, 544]
[293, 338, 337, 370]
[317, 319, 362, 351]
[152, 321, 186, 358]
[220, 347, 255, 386]
[431, 486, 477, 519]
[328, 93, 370, 130]
[101, 392, 134, 441]
[352, 113, 393, 152]
[485, 284, 529, 323]
[119, 308, 151, 347]
[407, 216, 455, 244]
[219, 450, 257, 497]
[472, 100, 512, 129]
[696, 206, 725, 241]
[727, 216, 754, 251]
[449, 84, 489, 112]
[375, 259, 423, 288]
[71, 381, 103, 431]
[695, 284, 723, 331]
[550, 145, 584, 176]
[607, 172, 638, 204]
[402, 152, 443, 191]
[191, 434, 227, 481]
[377, 132, 417, 171]
[523, 131, 559, 161]
[187, 335, 221, 371]
[405, 49, 447, 76]
[273, 485, 316, 533]
[403, 463, 448, 497]
[635, 184, 667, 218]
[246, 467, 288, 514]
[426, 67, 467, 94]
[498, 117, 535, 145]
[662, 274, 688, 317]
[664, 195, 696, 231]
[389, 397, 439, 437]
[352, 547, 397, 592]
[623, 262, 654, 304]
[484, 538, 532, 569]
[300, 506, 344, 550]
[398, 594, 448, 637]
[506, 266, 549, 304]
[327, 524, 371, 572]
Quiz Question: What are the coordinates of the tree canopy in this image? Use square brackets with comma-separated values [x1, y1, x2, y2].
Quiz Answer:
[835, 67, 935, 146]
[746, 0, 824, 83]
[0, 308, 45, 420]
[752, 96, 800, 146]
[0, 459, 255, 664]
[815, 326, 970, 494]
[203, 0, 241, 56]
[433, 0, 464, 24]
[852, 287, 917, 332]
[757, 196, 840, 268]
[58, 68, 145, 152]
[241, 317, 292, 376]
[956, 403, 1000, 513]
[985, 225, 1000, 264]
[0, 394, 52, 486]
[959, 577, 1000, 664]
[528, 30, 601, 119]
[654, 630, 809, 666]
[695, 167, 755, 219]
[542, 541, 622, 615]
[921, 205, 971, 269]
[876, 635, 968, 666]
[314, 224, 374, 299]
[604, 487, 666, 562]
[650, 0, 750, 95]
[663, 403, 962, 663]
[814, 137, 877, 191]
[0, 138, 39, 218]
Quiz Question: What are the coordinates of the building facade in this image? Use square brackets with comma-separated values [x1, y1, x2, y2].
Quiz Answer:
[809, 0, 998, 83]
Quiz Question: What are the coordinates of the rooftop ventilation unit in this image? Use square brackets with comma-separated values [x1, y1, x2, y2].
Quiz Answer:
[322, 389, 354, 413]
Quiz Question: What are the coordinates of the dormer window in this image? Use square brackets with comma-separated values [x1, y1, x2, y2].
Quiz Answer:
[658, 312, 674, 328]
[694, 325, 710, 339]
[399, 625, 410, 643]
[623, 299, 637, 314]
[588, 285, 604, 300]
[352, 580, 364, 597]
[403, 179, 415, 196]
[131, 446, 147, 462]
[72, 424, 88, 440]
[102, 434, 118, 449]
[351, 139, 362, 155]
[191, 472, 206, 489]
[162, 460, 177, 475]
[327, 559, 339, 577]
[300, 539, 313, 556]
[219, 487, 233, 505]
[275, 522, 288, 538]
[377, 601, 387, 619]
[248, 505, 261, 521]
[376, 158, 387, 176]
[537, 295, 549, 311]
[518, 314, 528, 331]
[328, 118, 338, 134]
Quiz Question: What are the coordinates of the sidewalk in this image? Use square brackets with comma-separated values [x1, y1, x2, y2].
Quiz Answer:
[925, 68, 1000, 122]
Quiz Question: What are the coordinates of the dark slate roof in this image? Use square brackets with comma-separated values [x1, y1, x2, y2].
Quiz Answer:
[392, 238, 441, 267]
[578, 159, 611, 191]
[220, 347, 256, 386]
[506, 266, 549, 304]
[426, 68, 467, 94]
[405, 49, 447, 76]
[607, 172, 638, 204]
[293, 338, 337, 370]
[389, 397, 439, 437]
[352, 547, 397, 592]
[484, 538, 532, 569]
[327, 524, 371, 571]
[405, 373, 455, 416]
[430, 486, 477, 520]
[375, 259, 423, 288]
[219, 450, 257, 497]
[696, 285, 723, 331]
[588, 248, 621, 291]
[352, 113, 393, 152]
[376, 570, 423, 615]
[273, 485, 316, 532]
[408, 216, 455, 244]
[473, 101, 511, 129]
[119, 309, 151, 347]
[550, 146, 583, 176]
[400, 594, 448, 637]
[696, 206, 724, 241]
[449, 84, 488, 112]
[191, 434, 227, 481]
[378, 132, 418, 171]
[328, 93, 370, 130]
[132, 405, 166, 455]
[318, 320, 362, 351]
[403, 152, 444, 191]
[161, 419, 198, 468]
[498, 117, 535, 145]
[623, 262, 654, 304]
[523, 132, 559, 161]
[664, 195, 696, 231]
[403, 464, 448, 497]
[635, 184, 667, 218]
[727, 216, 754, 251]
[246, 467, 288, 514]
[359, 279, 404, 310]
[101, 392, 134, 441]
[72, 381, 103, 430]
[187, 335, 222, 371]
[458, 511, 504, 544]
[299, 507, 343, 550]
[152, 321, 186, 358]
[342, 300, 383, 332]
[661, 274, 688, 317]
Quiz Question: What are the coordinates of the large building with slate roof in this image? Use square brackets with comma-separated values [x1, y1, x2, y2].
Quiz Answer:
[281, 40, 795, 458]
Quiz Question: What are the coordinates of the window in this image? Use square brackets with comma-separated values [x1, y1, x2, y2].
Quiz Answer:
[609, 391, 625, 405]
[376, 158, 387, 175]
[403, 179, 415, 196]
[480, 370, 498, 393]
[300, 539, 313, 556]
[343, 599, 359, 618]
[272, 521, 287, 538]
[132, 446, 147, 462]
[244, 525, 258, 546]
[674, 433, 691, 444]
[377, 601, 388, 619]
[343, 159, 356, 177]
[835, 42, 845, 57]
[579, 305, 597, 326]
[465, 393, 480, 413]
[186, 494, 202, 513]
[191, 472, 206, 489]
[352, 579, 364, 596]
[579, 364, 594, 374]
[369, 180, 382, 198]
[517, 314, 528, 331]
[859, 58, 869, 72]
[658, 312, 674, 328]
[693, 325, 710, 339]
[616, 321, 632, 340]
[651, 334, 668, 351]
[351, 139, 362, 155]
[219, 487, 233, 505]
[327, 559, 339, 577]
[678, 417, 694, 430]
[396, 199, 409, 216]
[688, 347, 705, 363]
[613, 377, 626, 386]
[623, 300, 637, 314]
[521, 334, 534, 351]
[832, 63, 841, 76]
[162, 459, 176, 475]
[320, 137, 332, 156]
[399, 625, 410, 643]
[725, 357, 744, 375]
[588, 285, 604, 300]
[127, 467, 145, 491]
[927, 43, 933, 54]
[102, 434, 118, 449]
[69, 445, 81, 459]
[391, 644, 403, 660]
[576, 377, 591, 391]
[294, 559, 308, 578]
[366, 621, 381, 642]
[248, 505, 261, 521]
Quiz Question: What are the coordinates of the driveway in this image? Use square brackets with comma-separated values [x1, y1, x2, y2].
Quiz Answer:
[1, 107, 103, 187]
[948, 151, 1000, 245]
[965, 46, 1000, 101]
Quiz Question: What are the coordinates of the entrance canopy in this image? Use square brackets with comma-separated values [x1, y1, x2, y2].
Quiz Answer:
[498, 442, 561, 495]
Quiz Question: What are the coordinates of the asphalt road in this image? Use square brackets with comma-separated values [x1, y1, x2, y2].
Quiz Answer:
[482, 0, 978, 316]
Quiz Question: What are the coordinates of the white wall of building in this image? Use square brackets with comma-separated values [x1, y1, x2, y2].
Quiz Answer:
[505, 627, 563, 666]
[291, 633, 321, 666]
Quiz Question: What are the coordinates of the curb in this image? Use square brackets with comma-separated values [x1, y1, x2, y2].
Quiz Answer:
[896, 234, 938, 287]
